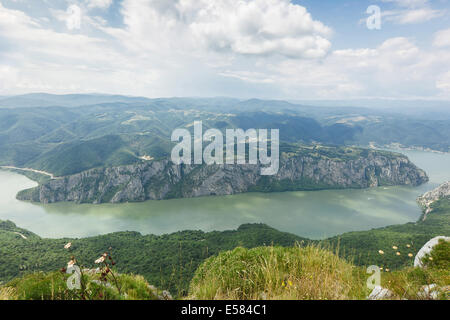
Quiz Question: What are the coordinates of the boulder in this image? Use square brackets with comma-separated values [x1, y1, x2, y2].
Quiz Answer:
[414, 236, 450, 267]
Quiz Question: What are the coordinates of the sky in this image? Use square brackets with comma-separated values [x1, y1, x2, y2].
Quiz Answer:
[0, 0, 449, 100]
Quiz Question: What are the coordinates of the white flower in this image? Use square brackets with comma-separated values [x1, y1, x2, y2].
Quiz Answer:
[95, 256, 105, 264]
[64, 242, 72, 249]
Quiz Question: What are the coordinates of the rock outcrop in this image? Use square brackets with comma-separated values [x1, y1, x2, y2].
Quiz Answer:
[367, 286, 394, 300]
[414, 236, 450, 267]
[17, 149, 428, 204]
[417, 181, 450, 220]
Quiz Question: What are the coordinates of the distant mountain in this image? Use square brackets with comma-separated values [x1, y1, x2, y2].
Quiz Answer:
[0, 93, 153, 108]
[290, 99, 450, 110]
[0, 95, 448, 178]
[290, 99, 450, 120]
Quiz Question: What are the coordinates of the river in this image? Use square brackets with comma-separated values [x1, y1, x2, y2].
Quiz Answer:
[0, 150, 449, 239]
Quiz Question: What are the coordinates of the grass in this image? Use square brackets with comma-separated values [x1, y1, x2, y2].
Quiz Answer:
[1, 242, 448, 300]
[188, 245, 369, 300]
[382, 267, 449, 300]
[188, 243, 449, 300]
[1, 271, 162, 300]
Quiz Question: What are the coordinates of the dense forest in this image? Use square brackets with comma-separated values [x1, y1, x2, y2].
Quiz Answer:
[1, 197, 448, 297]
[1, 96, 449, 178]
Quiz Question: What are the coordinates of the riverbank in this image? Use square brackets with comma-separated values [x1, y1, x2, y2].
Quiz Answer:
[0, 166, 55, 179]
[1, 149, 449, 239]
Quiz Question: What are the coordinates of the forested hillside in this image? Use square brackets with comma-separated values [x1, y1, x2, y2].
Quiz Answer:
[1, 195, 448, 297]
[1, 96, 449, 178]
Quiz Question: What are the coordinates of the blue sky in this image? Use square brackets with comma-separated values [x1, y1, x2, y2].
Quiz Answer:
[298, 0, 450, 49]
[0, 0, 449, 101]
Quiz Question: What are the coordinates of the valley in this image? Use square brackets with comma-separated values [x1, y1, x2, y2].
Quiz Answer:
[0, 94, 448, 300]
[1, 149, 448, 240]
[1, 179, 449, 297]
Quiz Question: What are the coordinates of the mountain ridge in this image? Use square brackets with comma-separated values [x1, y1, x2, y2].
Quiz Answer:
[17, 146, 428, 204]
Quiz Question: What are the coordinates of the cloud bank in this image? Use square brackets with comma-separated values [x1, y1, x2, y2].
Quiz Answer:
[0, 0, 448, 100]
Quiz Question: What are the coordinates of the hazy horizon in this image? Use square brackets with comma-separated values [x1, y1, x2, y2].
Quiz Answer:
[1, 92, 450, 111]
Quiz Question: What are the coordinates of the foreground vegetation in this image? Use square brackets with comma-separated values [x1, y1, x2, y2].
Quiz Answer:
[0, 222, 307, 296]
[1, 242, 448, 300]
[189, 245, 368, 300]
[325, 197, 450, 269]
[0, 272, 162, 300]
[189, 243, 449, 300]
[0, 196, 448, 299]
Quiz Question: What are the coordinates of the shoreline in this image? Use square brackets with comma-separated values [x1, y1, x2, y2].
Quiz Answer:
[0, 166, 56, 180]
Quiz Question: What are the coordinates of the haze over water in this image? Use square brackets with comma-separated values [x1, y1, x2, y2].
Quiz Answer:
[0, 150, 449, 240]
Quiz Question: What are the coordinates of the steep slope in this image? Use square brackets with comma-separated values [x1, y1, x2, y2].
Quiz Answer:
[17, 147, 428, 204]
[417, 181, 450, 220]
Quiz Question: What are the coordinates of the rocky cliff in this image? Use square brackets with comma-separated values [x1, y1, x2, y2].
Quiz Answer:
[17, 148, 428, 204]
[417, 181, 450, 220]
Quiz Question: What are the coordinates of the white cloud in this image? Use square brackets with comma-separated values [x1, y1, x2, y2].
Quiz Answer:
[0, 3, 159, 95]
[244, 36, 450, 99]
[395, 8, 443, 24]
[380, 0, 444, 24]
[381, 0, 429, 8]
[0, 1, 449, 100]
[436, 72, 450, 92]
[86, 0, 113, 9]
[433, 28, 450, 48]
[112, 0, 332, 59]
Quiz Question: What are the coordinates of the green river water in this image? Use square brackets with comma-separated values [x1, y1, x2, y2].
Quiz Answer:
[0, 150, 449, 239]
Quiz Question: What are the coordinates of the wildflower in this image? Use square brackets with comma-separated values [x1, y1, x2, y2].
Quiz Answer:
[406, 244, 411, 248]
[60, 267, 67, 273]
[408, 253, 413, 258]
[95, 256, 105, 264]
[64, 242, 72, 249]
[429, 257, 433, 261]
[67, 259, 76, 267]
[385, 268, 390, 272]
[281, 281, 285, 287]
[392, 246, 398, 250]
[378, 250, 384, 255]
[288, 280, 293, 287]
[396, 252, 401, 256]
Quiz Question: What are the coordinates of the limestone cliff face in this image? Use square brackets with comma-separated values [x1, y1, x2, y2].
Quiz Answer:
[17, 150, 428, 204]
[417, 181, 450, 220]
